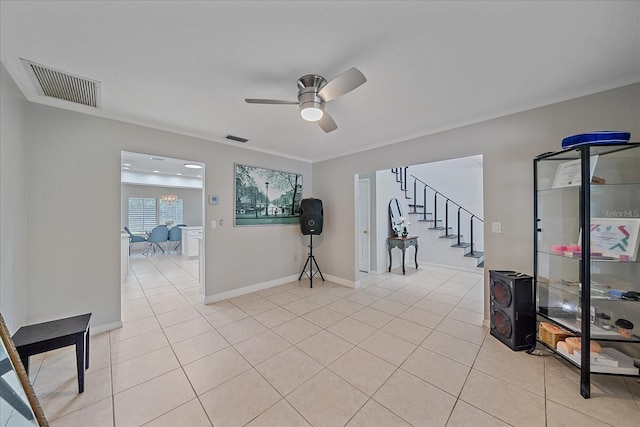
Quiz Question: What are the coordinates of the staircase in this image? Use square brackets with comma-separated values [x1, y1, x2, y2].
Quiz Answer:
[391, 167, 484, 268]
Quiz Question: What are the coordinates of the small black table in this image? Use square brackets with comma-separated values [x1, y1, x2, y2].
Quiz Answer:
[12, 313, 91, 393]
[388, 236, 419, 275]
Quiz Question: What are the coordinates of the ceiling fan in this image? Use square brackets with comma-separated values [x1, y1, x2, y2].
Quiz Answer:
[245, 67, 367, 133]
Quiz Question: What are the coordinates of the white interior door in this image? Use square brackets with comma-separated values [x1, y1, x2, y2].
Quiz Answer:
[358, 178, 371, 272]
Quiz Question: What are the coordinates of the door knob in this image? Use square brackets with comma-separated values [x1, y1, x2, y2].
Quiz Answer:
[363, 230, 368, 234]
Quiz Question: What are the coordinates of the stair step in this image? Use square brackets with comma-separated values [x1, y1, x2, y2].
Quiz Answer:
[451, 242, 471, 248]
[428, 226, 452, 231]
[417, 218, 439, 223]
[464, 251, 484, 259]
[476, 260, 484, 268]
[408, 204, 424, 208]
[439, 234, 461, 239]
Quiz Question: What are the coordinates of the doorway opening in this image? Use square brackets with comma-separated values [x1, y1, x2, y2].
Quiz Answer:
[120, 151, 205, 319]
[355, 155, 484, 276]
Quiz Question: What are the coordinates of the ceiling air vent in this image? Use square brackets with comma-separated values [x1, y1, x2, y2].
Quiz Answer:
[225, 134, 249, 143]
[21, 59, 101, 108]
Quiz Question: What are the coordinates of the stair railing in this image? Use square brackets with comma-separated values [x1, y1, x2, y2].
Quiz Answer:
[410, 174, 484, 253]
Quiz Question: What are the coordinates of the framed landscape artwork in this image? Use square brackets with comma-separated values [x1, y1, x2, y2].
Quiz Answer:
[234, 164, 303, 226]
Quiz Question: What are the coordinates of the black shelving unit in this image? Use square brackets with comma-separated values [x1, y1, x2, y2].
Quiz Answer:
[533, 143, 640, 398]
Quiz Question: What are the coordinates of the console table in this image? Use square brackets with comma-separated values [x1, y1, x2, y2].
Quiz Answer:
[12, 313, 91, 393]
[388, 236, 419, 275]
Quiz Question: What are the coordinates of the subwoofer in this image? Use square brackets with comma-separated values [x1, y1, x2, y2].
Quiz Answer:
[300, 198, 323, 235]
[489, 270, 535, 351]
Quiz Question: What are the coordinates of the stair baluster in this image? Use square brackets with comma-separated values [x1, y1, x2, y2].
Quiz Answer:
[422, 185, 428, 221]
[444, 199, 449, 236]
[469, 216, 475, 256]
[456, 207, 461, 246]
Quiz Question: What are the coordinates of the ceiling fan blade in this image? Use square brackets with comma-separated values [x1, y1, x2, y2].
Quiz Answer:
[245, 99, 298, 105]
[317, 111, 337, 133]
[318, 67, 367, 102]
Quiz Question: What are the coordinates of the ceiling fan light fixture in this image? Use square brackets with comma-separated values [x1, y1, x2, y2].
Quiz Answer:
[300, 102, 324, 122]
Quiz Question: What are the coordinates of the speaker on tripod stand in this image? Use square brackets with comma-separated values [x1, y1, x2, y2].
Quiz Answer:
[298, 198, 325, 288]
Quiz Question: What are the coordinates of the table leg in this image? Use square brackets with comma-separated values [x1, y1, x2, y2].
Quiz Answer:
[85, 327, 90, 369]
[75, 334, 85, 393]
[414, 242, 418, 269]
[388, 243, 392, 272]
[402, 247, 406, 275]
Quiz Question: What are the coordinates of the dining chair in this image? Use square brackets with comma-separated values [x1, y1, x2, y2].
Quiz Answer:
[124, 226, 147, 254]
[143, 226, 169, 255]
[168, 225, 183, 252]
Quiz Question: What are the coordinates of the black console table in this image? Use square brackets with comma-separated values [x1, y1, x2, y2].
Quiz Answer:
[388, 236, 419, 274]
[12, 313, 91, 393]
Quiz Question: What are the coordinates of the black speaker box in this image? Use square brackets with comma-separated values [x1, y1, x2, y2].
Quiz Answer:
[489, 270, 535, 351]
[300, 198, 323, 235]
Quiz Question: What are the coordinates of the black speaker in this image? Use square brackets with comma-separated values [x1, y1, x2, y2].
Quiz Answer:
[300, 198, 323, 235]
[489, 270, 535, 351]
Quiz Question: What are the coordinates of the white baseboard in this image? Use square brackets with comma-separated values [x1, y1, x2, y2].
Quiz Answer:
[418, 261, 484, 274]
[91, 320, 123, 334]
[202, 273, 358, 304]
[324, 274, 357, 289]
[203, 275, 299, 304]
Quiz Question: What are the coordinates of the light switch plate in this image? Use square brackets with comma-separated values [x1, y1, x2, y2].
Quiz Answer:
[492, 221, 502, 233]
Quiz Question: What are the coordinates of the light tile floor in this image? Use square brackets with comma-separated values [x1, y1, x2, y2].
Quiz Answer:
[17, 254, 640, 426]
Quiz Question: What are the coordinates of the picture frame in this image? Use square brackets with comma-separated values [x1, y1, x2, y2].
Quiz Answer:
[234, 164, 303, 226]
[552, 155, 599, 189]
[0, 314, 48, 426]
[588, 217, 640, 261]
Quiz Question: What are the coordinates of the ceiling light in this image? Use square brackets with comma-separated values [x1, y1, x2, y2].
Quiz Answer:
[123, 163, 131, 167]
[153, 170, 160, 173]
[122, 166, 130, 170]
[176, 172, 182, 176]
[300, 103, 324, 122]
[184, 163, 202, 169]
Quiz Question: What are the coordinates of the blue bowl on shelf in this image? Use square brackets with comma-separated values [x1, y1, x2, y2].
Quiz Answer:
[562, 131, 630, 149]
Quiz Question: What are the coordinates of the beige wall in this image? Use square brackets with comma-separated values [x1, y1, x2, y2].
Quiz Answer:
[0, 63, 28, 333]
[20, 102, 312, 329]
[312, 84, 640, 315]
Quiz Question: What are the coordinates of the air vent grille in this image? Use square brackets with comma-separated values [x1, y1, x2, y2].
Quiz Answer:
[225, 134, 249, 143]
[22, 59, 101, 108]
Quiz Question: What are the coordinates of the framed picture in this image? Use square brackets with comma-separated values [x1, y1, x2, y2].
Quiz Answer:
[234, 164, 303, 226]
[552, 155, 599, 189]
[589, 218, 640, 261]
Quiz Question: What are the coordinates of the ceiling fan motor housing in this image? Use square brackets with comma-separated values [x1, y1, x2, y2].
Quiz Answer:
[297, 75, 327, 121]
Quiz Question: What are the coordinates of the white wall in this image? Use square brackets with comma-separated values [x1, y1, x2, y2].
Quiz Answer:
[313, 83, 640, 316]
[0, 63, 28, 333]
[20, 101, 311, 329]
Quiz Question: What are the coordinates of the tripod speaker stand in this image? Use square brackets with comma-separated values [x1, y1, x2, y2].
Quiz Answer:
[298, 234, 324, 288]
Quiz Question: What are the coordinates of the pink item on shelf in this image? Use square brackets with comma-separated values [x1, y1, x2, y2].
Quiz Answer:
[551, 245, 567, 253]
[566, 245, 581, 252]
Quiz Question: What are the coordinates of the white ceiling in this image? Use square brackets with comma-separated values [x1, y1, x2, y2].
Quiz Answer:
[121, 151, 203, 177]
[2, 1, 639, 163]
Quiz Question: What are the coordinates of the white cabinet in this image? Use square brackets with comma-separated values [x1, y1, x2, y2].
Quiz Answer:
[182, 226, 203, 257]
[121, 233, 129, 282]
